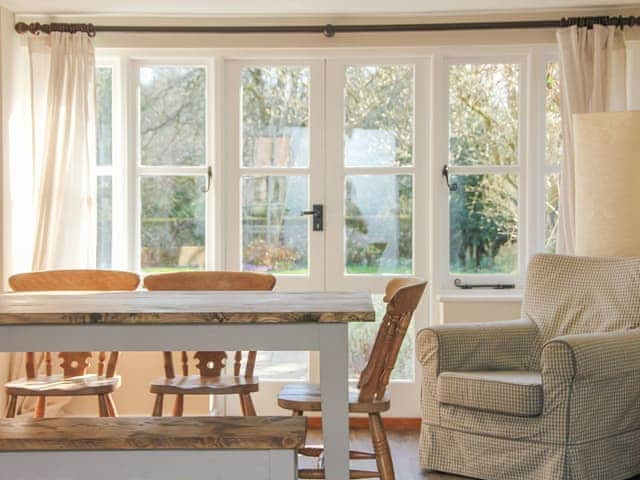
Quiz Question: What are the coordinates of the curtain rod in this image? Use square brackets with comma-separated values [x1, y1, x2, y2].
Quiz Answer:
[14, 15, 640, 38]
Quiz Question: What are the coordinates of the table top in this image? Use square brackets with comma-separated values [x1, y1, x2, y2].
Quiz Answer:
[0, 291, 375, 325]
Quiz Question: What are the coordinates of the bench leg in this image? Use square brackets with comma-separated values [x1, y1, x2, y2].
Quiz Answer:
[240, 393, 256, 416]
[105, 394, 118, 417]
[172, 394, 184, 417]
[152, 394, 164, 417]
[98, 394, 109, 417]
[34, 396, 46, 418]
[5, 395, 17, 418]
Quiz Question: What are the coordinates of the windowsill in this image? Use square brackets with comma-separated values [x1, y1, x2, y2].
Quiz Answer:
[437, 289, 524, 303]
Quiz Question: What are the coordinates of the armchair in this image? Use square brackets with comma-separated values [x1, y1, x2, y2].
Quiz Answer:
[418, 254, 640, 480]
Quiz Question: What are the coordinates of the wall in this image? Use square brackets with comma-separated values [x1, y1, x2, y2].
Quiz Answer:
[438, 294, 522, 324]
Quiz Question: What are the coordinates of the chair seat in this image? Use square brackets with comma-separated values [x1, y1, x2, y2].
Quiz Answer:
[437, 370, 543, 417]
[149, 375, 259, 395]
[278, 383, 390, 414]
[5, 374, 121, 396]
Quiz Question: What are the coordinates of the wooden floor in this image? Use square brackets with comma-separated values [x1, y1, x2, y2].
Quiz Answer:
[304, 427, 467, 479]
[305, 427, 640, 480]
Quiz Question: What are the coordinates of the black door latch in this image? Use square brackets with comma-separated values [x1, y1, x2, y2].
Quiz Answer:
[301, 204, 324, 232]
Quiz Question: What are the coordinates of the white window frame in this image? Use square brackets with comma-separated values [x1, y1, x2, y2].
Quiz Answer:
[126, 57, 216, 273]
[95, 57, 125, 269]
[433, 46, 559, 292]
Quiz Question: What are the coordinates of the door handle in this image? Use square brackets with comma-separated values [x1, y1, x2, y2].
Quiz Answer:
[301, 204, 324, 232]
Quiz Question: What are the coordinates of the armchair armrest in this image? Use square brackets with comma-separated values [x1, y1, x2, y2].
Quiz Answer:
[543, 328, 640, 382]
[417, 318, 538, 372]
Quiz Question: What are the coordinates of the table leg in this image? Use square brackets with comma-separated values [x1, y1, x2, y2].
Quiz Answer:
[319, 324, 350, 480]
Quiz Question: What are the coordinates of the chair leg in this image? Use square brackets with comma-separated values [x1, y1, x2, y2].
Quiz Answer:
[98, 394, 110, 417]
[239, 394, 247, 416]
[240, 393, 256, 416]
[105, 394, 118, 417]
[152, 394, 164, 417]
[172, 394, 184, 417]
[369, 413, 394, 480]
[34, 396, 46, 419]
[5, 395, 17, 418]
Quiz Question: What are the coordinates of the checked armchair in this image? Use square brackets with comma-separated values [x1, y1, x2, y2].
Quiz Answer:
[418, 254, 640, 480]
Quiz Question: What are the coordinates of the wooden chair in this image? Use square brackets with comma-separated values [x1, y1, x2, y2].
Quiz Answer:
[143, 271, 276, 417]
[5, 269, 141, 419]
[277, 277, 427, 480]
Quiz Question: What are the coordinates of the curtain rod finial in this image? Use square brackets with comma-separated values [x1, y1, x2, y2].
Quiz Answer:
[15, 21, 37, 35]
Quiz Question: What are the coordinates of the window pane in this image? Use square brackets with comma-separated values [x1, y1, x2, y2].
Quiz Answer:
[449, 174, 519, 274]
[345, 175, 413, 275]
[345, 65, 414, 167]
[242, 176, 308, 274]
[97, 175, 112, 268]
[349, 295, 413, 381]
[140, 176, 205, 272]
[139, 66, 206, 166]
[545, 62, 563, 167]
[254, 351, 308, 381]
[545, 173, 560, 253]
[449, 64, 520, 166]
[242, 66, 309, 168]
[96, 67, 112, 167]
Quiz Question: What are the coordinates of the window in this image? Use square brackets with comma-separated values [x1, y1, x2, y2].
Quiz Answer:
[442, 55, 563, 287]
[343, 65, 414, 276]
[135, 65, 209, 273]
[240, 66, 310, 275]
[96, 66, 113, 269]
[544, 62, 562, 253]
[447, 63, 521, 276]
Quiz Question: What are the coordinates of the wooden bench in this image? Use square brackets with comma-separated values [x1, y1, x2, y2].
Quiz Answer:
[0, 416, 306, 480]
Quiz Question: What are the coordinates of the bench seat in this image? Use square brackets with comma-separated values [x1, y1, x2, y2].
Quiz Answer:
[0, 416, 306, 480]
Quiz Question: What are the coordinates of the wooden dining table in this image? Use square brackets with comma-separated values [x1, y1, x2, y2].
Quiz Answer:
[0, 290, 375, 480]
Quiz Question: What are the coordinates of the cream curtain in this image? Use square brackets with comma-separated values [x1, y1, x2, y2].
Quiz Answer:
[30, 32, 97, 270]
[556, 25, 627, 254]
[0, 31, 97, 416]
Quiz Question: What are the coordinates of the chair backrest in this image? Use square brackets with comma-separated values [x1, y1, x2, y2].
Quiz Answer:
[523, 254, 640, 367]
[143, 271, 277, 379]
[357, 277, 427, 403]
[9, 269, 141, 379]
[9, 269, 140, 292]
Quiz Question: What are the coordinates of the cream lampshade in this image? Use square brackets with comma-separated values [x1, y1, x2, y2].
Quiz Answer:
[574, 111, 640, 257]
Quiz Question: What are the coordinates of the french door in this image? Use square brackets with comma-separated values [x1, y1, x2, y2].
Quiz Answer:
[224, 57, 428, 416]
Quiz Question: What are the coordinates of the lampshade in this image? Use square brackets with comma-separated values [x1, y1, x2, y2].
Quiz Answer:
[574, 111, 640, 257]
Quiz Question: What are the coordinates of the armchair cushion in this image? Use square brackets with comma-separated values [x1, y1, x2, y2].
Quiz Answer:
[437, 370, 543, 417]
